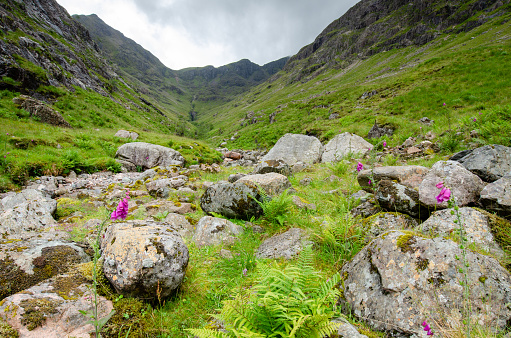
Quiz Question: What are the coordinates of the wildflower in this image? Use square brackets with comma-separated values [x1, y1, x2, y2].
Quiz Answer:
[383, 141, 387, 148]
[436, 187, 451, 204]
[421, 321, 433, 335]
[242, 268, 247, 276]
[443, 103, 446, 106]
[368, 179, 372, 186]
[356, 162, 364, 172]
[435, 182, 444, 189]
[146, 156, 149, 160]
[111, 190, 130, 220]
[473, 118, 476, 122]
[479, 112, 482, 115]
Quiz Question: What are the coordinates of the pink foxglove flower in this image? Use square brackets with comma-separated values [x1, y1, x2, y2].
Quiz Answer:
[356, 162, 364, 172]
[436, 187, 451, 204]
[111, 190, 130, 220]
[435, 182, 444, 189]
[383, 141, 387, 147]
[422, 321, 434, 335]
[368, 179, 372, 186]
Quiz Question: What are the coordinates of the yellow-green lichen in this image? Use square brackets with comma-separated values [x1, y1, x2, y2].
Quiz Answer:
[20, 298, 63, 330]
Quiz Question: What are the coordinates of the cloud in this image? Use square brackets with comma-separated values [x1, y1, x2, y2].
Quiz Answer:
[56, 0, 359, 69]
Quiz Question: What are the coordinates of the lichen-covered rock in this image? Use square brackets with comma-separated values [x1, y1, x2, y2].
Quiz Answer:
[350, 201, 381, 219]
[375, 180, 429, 219]
[0, 189, 57, 235]
[322, 132, 373, 163]
[292, 195, 317, 211]
[0, 237, 90, 299]
[480, 176, 511, 218]
[146, 176, 188, 198]
[340, 231, 511, 336]
[0, 272, 113, 338]
[163, 213, 195, 239]
[455, 144, 511, 182]
[114, 129, 139, 140]
[255, 228, 309, 259]
[228, 173, 247, 183]
[200, 181, 263, 220]
[252, 159, 292, 176]
[357, 165, 429, 192]
[332, 318, 368, 338]
[101, 220, 189, 300]
[192, 216, 244, 247]
[418, 160, 485, 209]
[360, 212, 418, 242]
[261, 133, 323, 166]
[12, 95, 72, 128]
[115, 142, 185, 171]
[420, 207, 505, 258]
[237, 172, 291, 196]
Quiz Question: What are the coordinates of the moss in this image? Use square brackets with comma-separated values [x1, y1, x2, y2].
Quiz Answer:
[416, 257, 429, 271]
[52, 272, 88, 300]
[427, 276, 447, 287]
[479, 275, 487, 283]
[102, 297, 152, 338]
[0, 317, 18, 337]
[76, 260, 114, 298]
[20, 298, 62, 330]
[56, 197, 81, 219]
[396, 233, 415, 253]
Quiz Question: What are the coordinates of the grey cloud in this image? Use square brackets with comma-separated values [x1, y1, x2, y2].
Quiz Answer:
[131, 0, 360, 66]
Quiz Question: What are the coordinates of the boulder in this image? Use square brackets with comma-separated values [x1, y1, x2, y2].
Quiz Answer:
[375, 180, 429, 219]
[200, 181, 263, 220]
[455, 144, 511, 182]
[419, 207, 505, 258]
[252, 159, 292, 176]
[260, 134, 323, 166]
[350, 201, 382, 219]
[163, 213, 195, 239]
[115, 142, 185, 171]
[0, 272, 113, 338]
[0, 189, 57, 235]
[114, 129, 139, 140]
[418, 160, 485, 209]
[255, 228, 309, 259]
[292, 195, 317, 211]
[340, 231, 511, 336]
[101, 220, 189, 300]
[332, 319, 368, 338]
[12, 95, 72, 128]
[237, 173, 291, 196]
[322, 132, 373, 163]
[146, 176, 188, 198]
[360, 212, 418, 242]
[366, 122, 393, 139]
[224, 151, 242, 160]
[192, 216, 244, 246]
[357, 165, 429, 192]
[228, 173, 247, 183]
[480, 176, 511, 218]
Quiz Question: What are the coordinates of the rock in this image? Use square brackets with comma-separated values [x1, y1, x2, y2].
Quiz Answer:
[224, 151, 242, 160]
[350, 190, 372, 203]
[418, 117, 434, 125]
[402, 136, 416, 147]
[0, 237, 90, 299]
[200, 181, 263, 220]
[146, 176, 188, 198]
[12, 95, 72, 128]
[255, 228, 309, 259]
[114, 129, 139, 140]
[322, 132, 373, 163]
[192, 216, 244, 247]
[357, 165, 429, 192]
[163, 213, 195, 238]
[360, 212, 418, 242]
[101, 220, 189, 300]
[328, 112, 339, 120]
[292, 195, 317, 211]
[350, 201, 382, 219]
[299, 177, 312, 186]
[480, 176, 511, 218]
[219, 249, 234, 259]
[420, 207, 505, 258]
[455, 145, 511, 182]
[0, 272, 113, 338]
[252, 159, 292, 176]
[115, 142, 185, 171]
[0, 189, 57, 235]
[332, 319, 368, 338]
[366, 121, 393, 139]
[340, 230, 511, 336]
[375, 180, 429, 219]
[237, 173, 291, 196]
[261, 133, 323, 166]
[228, 173, 247, 183]
[418, 160, 485, 209]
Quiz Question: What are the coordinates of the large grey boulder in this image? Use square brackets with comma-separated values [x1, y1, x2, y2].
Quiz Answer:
[375, 180, 429, 219]
[340, 230, 511, 336]
[237, 172, 291, 196]
[261, 134, 323, 166]
[200, 181, 263, 220]
[146, 176, 188, 198]
[0, 272, 113, 337]
[192, 216, 244, 247]
[101, 220, 189, 300]
[322, 132, 373, 163]
[255, 228, 309, 259]
[455, 144, 511, 182]
[420, 207, 505, 258]
[0, 189, 57, 235]
[360, 212, 418, 242]
[252, 159, 292, 176]
[418, 160, 485, 209]
[114, 129, 139, 140]
[115, 142, 185, 171]
[357, 165, 429, 192]
[480, 176, 511, 218]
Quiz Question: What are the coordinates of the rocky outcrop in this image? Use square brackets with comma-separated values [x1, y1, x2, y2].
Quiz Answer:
[252, 159, 292, 176]
[360, 212, 418, 242]
[115, 142, 185, 171]
[375, 180, 429, 219]
[480, 176, 511, 218]
[192, 216, 244, 247]
[101, 220, 189, 300]
[255, 228, 309, 259]
[357, 165, 429, 192]
[455, 145, 511, 182]
[13, 95, 71, 127]
[321, 132, 373, 163]
[261, 134, 323, 166]
[237, 172, 291, 196]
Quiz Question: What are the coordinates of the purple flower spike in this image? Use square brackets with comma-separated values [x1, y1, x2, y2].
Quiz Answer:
[368, 179, 372, 186]
[356, 162, 364, 172]
[473, 118, 477, 122]
[383, 141, 387, 147]
[435, 182, 444, 189]
[443, 103, 446, 106]
[242, 268, 247, 276]
[111, 190, 130, 220]
[422, 321, 434, 336]
[435, 187, 451, 204]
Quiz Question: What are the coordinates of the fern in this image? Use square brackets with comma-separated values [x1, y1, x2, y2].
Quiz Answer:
[252, 188, 293, 227]
[187, 246, 341, 338]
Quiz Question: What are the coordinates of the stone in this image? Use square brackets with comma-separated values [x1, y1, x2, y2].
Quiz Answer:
[292, 195, 317, 211]
[350, 201, 382, 219]
[237, 173, 291, 196]
[255, 228, 309, 259]
[357, 165, 429, 192]
[0, 272, 113, 338]
[163, 213, 195, 238]
[146, 176, 188, 198]
[375, 180, 429, 219]
[420, 207, 505, 258]
[12, 95, 71, 128]
[261, 133, 323, 166]
[366, 122, 393, 139]
[418, 160, 485, 209]
[224, 151, 242, 160]
[402, 136, 416, 147]
[455, 144, 511, 182]
[340, 231, 511, 336]
[192, 216, 244, 247]
[418, 117, 434, 125]
[332, 319, 368, 338]
[322, 132, 373, 163]
[0, 189, 57, 235]
[219, 249, 234, 259]
[200, 181, 263, 220]
[299, 177, 312, 186]
[252, 159, 292, 176]
[228, 173, 247, 183]
[115, 142, 185, 171]
[480, 176, 511, 218]
[114, 129, 139, 140]
[350, 190, 372, 203]
[101, 220, 189, 300]
[360, 212, 418, 242]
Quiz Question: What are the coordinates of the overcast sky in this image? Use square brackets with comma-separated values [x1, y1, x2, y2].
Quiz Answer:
[56, 0, 359, 70]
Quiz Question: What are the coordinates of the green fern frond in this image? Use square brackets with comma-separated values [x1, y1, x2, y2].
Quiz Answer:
[186, 328, 232, 338]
